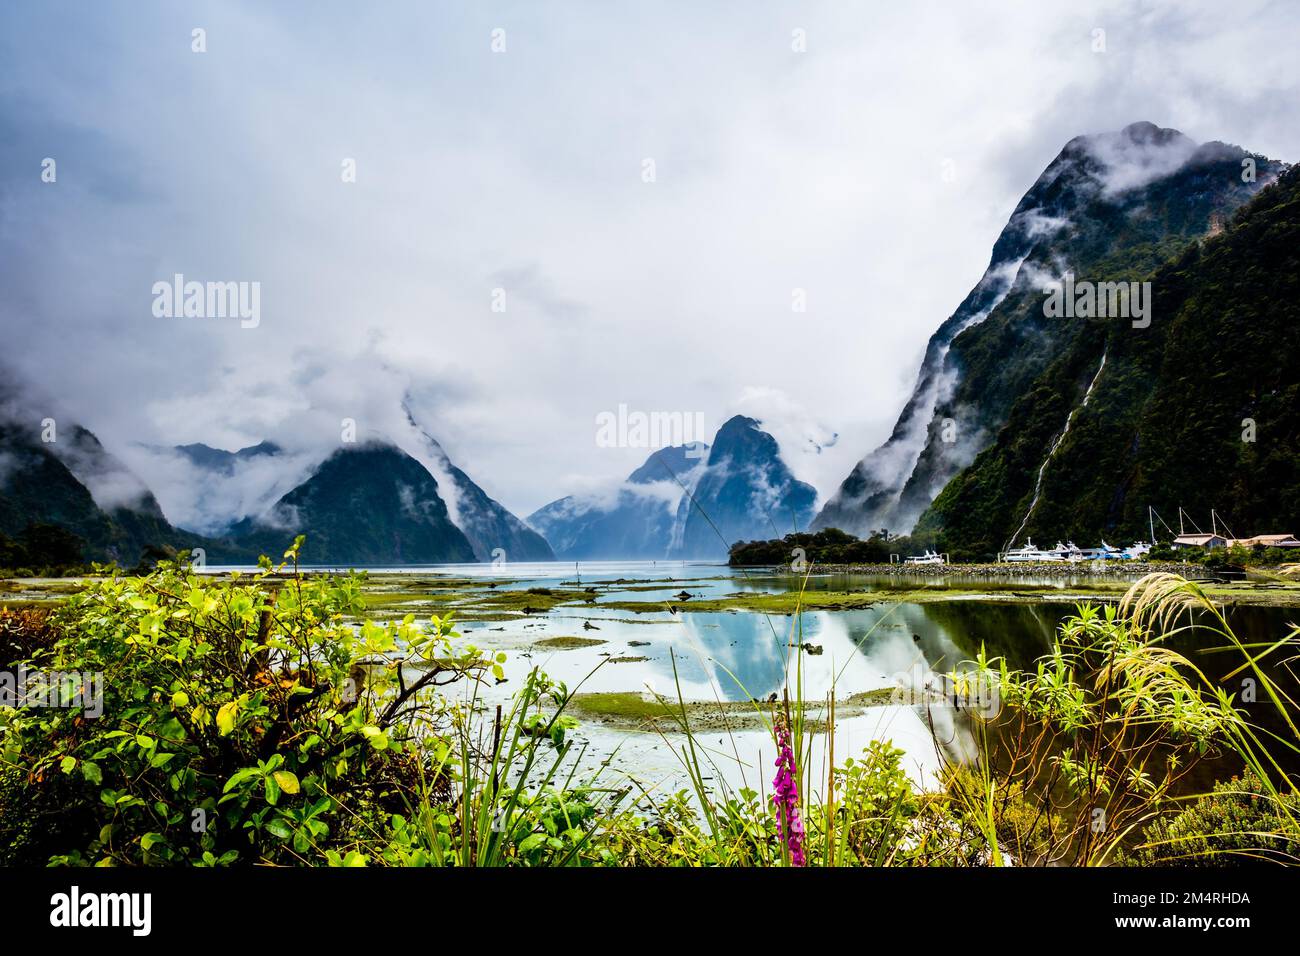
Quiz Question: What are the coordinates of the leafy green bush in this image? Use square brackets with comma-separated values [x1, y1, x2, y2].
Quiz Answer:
[0, 540, 497, 866]
[1121, 771, 1300, 866]
[4, 559, 1298, 868]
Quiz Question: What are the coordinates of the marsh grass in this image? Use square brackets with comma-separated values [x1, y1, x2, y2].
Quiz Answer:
[501, 567, 1300, 866]
[3, 538, 1298, 867]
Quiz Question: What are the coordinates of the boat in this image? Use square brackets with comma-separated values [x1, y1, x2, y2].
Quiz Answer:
[1077, 540, 1153, 560]
[1004, 538, 1154, 563]
[1121, 541, 1151, 560]
[1079, 541, 1122, 561]
[903, 550, 947, 565]
[1001, 539, 1065, 562]
[1056, 541, 1085, 561]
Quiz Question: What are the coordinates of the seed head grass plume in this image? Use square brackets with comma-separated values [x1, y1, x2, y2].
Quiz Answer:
[772, 715, 806, 866]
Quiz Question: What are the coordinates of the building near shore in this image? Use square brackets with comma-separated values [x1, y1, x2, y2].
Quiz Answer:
[1172, 533, 1229, 549]
[1172, 532, 1300, 550]
[1230, 534, 1300, 548]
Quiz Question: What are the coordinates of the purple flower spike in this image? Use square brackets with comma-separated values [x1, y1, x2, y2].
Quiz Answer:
[771, 717, 805, 866]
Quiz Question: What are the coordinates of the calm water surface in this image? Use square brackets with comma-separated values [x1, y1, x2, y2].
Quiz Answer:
[221, 561, 1295, 795]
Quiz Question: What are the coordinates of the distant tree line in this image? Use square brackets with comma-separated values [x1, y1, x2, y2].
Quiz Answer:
[0, 524, 88, 576]
[728, 530, 1299, 570]
[0, 523, 176, 577]
[1149, 542, 1299, 570]
[728, 527, 944, 567]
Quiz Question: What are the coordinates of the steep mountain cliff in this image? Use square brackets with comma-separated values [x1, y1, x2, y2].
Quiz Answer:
[400, 411, 554, 562]
[0, 416, 200, 565]
[917, 163, 1300, 557]
[670, 416, 817, 559]
[815, 122, 1282, 537]
[527, 443, 706, 560]
[228, 442, 477, 565]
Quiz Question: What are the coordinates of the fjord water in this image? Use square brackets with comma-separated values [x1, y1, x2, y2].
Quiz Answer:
[270, 561, 1297, 794]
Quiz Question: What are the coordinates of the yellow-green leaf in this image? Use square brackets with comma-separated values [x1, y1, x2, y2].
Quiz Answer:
[272, 770, 300, 795]
[216, 700, 240, 736]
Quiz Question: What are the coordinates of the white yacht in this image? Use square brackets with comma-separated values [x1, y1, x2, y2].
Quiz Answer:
[1002, 539, 1065, 562]
[1057, 541, 1085, 561]
[1080, 541, 1121, 561]
[1005, 538, 1154, 563]
[903, 550, 946, 565]
[1121, 541, 1152, 560]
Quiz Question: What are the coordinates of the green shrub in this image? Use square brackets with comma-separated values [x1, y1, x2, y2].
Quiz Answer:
[0, 540, 494, 866]
[1121, 771, 1300, 866]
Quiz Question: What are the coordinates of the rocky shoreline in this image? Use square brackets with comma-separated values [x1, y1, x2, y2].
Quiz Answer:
[740, 561, 1206, 579]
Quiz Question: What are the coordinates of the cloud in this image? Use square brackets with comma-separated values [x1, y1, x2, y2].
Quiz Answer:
[1, 0, 1296, 519]
[0, 371, 158, 513]
[114, 442, 319, 535]
[1080, 123, 1200, 197]
[729, 386, 838, 502]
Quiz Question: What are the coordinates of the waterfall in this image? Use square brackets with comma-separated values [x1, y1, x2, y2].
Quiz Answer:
[1005, 350, 1107, 552]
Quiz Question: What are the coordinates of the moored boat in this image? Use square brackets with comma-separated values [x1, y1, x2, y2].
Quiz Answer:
[1001, 539, 1065, 562]
[903, 550, 947, 565]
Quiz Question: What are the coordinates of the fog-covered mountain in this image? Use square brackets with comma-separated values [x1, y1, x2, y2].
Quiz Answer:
[669, 415, 817, 558]
[530, 416, 817, 561]
[527, 443, 707, 560]
[0, 402, 202, 565]
[814, 122, 1283, 538]
[400, 411, 554, 562]
[919, 162, 1300, 557]
[226, 441, 477, 565]
[1, 390, 557, 566]
[171, 441, 282, 475]
[175, 416, 553, 563]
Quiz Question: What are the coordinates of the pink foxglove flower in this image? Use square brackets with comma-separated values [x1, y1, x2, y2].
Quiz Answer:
[771, 717, 805, 866]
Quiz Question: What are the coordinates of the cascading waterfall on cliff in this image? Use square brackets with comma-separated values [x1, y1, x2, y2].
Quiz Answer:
[1005, 350, 1108, 552]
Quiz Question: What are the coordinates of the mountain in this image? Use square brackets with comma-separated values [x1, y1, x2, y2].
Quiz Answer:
[815, 122, 1283, 538]
[171, 414, 551, 563]
[439, 458, 555, 562]
[916, 162, 1300, 557]
[530, 417, 817, 561]
[0, 415, 200, 565]
[401, 410, 554, 562]
[669, 416, 817, 558]
[527, 443, 706, 560]
[228, 442, 477, 565]
[172, 440, 281, 475]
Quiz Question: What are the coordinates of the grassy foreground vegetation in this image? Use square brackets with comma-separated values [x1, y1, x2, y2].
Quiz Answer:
[1, 540, 1297, 866]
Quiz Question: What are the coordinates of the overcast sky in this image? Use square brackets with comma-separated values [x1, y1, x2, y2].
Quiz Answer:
[2, 0, 1297, 519]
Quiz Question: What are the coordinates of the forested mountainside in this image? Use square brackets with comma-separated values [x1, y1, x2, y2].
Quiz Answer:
[918, 163, 1300, 557]
[0, 414, 202, 566]
[815, 122, 1282, 539]
[226, 442, 477, 565]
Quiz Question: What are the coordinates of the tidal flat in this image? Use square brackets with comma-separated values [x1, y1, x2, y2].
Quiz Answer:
[5, 562, 1299, 793]
[343, 568, 1300, 618]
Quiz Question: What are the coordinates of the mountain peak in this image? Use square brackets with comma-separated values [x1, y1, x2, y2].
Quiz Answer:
[625, 443, 708, 484]
[707, 415, 768, 463]
[672, 416, 816, 557]
[231, 438, 477, 564]
[1118, 120, 1188, 146]
[815, 122, 1281, 539]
